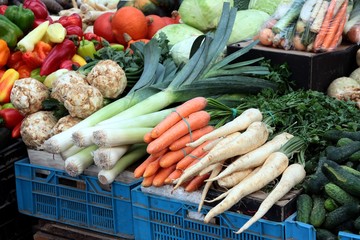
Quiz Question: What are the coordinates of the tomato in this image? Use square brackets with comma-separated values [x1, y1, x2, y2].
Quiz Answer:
[93, 12, 116, 43]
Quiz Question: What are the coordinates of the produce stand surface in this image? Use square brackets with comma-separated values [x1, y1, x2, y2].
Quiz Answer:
[131, 185, 287, 240]
[15, 158, 142, 239]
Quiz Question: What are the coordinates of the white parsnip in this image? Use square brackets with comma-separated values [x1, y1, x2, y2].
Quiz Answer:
[187, 108, 262, 148]
[236, 163, 306, 234]
[217, 168, 253, 189]
[209, 132, 293, 182]
[173, 121, 269, 189]
[203, 151, 289, 223]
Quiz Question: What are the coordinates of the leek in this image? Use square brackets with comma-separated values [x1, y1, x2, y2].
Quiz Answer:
[61, 144, 84, 160]
[98, 144, 148, 185]
[64, 145, 98, 177]
[92, 127, 152, 147]
[93, 145, 130, 170]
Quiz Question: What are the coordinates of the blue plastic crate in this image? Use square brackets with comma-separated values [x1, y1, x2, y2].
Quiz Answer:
[285, 213, 360, 239]
[131, 185, 286, 240]
[15, 158, 142, 239]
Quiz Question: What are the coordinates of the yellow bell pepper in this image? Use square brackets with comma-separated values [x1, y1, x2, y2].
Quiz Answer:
[71, 54, 87, 66]
[0, 68, 19, 104]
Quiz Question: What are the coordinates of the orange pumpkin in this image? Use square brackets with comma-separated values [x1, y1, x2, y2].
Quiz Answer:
[146, 14, 167, 38]
[111, 6, 149, 45]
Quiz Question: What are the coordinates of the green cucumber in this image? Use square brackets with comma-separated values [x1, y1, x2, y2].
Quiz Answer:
[322, 160, 360, 197]
[322, 203, 360, 229]
[341, 165, 360, 178]
[309, 195, 326, 227]
[325, 141, 360, 163]
[296, 194, 312, 223]
[324, 198, 339, 212]
[303, 157, 329, 193]
[349, 150, 360, 161]
[323, 130, 360, 142]
[316, 228, 337, 240]
[324, 182, 359, 205]
[354, 215, 360, 231]
[337, 137, 354, 147]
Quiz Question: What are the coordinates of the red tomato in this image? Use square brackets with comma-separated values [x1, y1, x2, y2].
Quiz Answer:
[94, 12, 116, 43]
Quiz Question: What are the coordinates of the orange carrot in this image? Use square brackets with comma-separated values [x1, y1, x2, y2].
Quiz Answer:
[327, 3, 348, 51]
[313, 0, 337, 51]
[143, 131, 154, 143]
[169, 125, 215, 151]
[321, 0, 348, 51]
[142, 174, 157, 187]
[146, 110, 211, 155]
[176, 141, 211, 170]
[185, 173, 211, 192]
[152, 165, 176, 187]
[159, 146, 194, 168]
[143, 157, 161, 178]
[133, 149, 167, 178]
[150, 97, 208, 139]
[165, 169, 183, 184]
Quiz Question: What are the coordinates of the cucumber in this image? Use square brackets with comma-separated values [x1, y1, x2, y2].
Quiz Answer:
[325, 141, 360, 163]
[323, 130, 360, 142]
[349, 150, 360, 161]
[296, 194, 312, 223]
[303, 157, 329, 193]
[354, 215, 360, 231]
[341, 165, 360, 178]
[324, 182, 359, 205]
[324, 198, 339, 212]
[334, 219, 356, 234]
[337, 137, 354, 147]
[322, 203, 360, 229]
[322, 160, 360, 197]
[316, 228, 337, 240]
[310, 195, 326, 227]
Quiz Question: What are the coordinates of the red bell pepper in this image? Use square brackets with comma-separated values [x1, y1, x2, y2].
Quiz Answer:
[0, 5, 7, 15]
[23, 0, 49, 20]
[22, 41, 52, 69]
[65, 25, 84, 38]
[40, 39, 77, 76]
[0, 108, 24, 129]
[11, 121, 22, 138]
[83, 32, 103, 50]
[7, 51, 24, 70]
[57, 13, 82, 28]
[59, 59, 80, 71]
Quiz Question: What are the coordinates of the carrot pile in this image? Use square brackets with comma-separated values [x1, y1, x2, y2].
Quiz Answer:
[134, 97, 215, 192]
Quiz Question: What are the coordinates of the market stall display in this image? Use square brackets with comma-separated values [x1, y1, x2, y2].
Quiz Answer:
[0, 0, 360, 239]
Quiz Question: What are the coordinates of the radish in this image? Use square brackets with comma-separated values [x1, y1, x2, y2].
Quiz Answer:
[236, 163, 306, 234]
[208, 132, 293, 182]
[187, 108, 263, 148]
[173, 121, 270, 190]
[203, 151, 289, 223]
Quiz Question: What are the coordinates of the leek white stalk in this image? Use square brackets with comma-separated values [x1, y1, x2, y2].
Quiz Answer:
[60, 144, 84, 159]
[92, 127, 152, 147]
[72, 108, 174, 147]
[98, 144, 148, 185]
[93, 145, 130, 170]
[64, 145, 98, 177]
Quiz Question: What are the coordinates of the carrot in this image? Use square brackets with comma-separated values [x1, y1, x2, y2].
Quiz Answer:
[142, 174, 156, 187]
[185, 172, 211, 192]
[143, 131, 154, 143]
[327, 3, 348, 51]
[313, 0, 337, 51]
[150, 97, 208, 139]
[208, 132, 293, 182]
[133, 149, 167, 178]
[165, 169, 183, 184]
[143, 157, 161, 178]
[174, 122, 269, 190]
[198, 161, 224, 212]
[187, 108, 262, 148]
[147, 110, 211, 155]
[203, 151, 289, 223]
[159, 146, 194, 168]
[320, 0, 348, 51]
[169, 125, 214, 151]
[176, 141, 212, 170]
[152, 165, 177, 187]
[236, 163, 306, 234]
[216, 168, 254, 189]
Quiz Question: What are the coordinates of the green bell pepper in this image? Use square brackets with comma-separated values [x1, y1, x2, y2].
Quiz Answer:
[30, 68, 47, 83]
[0, 15, 23, 48]
[77, 39, 96, 59]
[5, 4, 35, 33]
